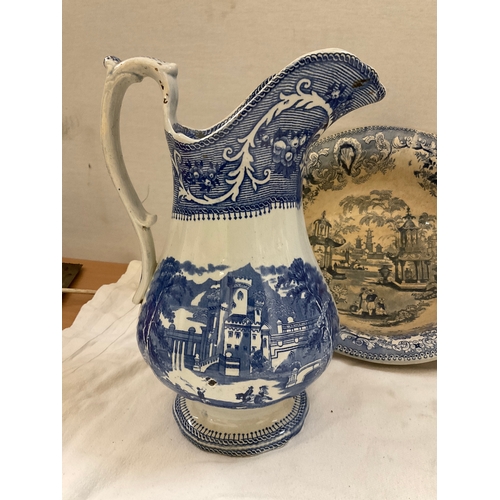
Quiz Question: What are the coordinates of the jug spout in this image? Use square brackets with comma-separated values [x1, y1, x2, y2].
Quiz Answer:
[165, 49, 385, 223]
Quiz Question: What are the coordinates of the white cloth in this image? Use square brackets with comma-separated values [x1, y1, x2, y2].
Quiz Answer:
[62, 261, 436, 500]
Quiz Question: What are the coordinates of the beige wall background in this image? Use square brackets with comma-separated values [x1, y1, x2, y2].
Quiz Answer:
[62, 0, 436, 263]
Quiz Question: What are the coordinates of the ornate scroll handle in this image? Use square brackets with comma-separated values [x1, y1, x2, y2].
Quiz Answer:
[100, 56, 178, 303]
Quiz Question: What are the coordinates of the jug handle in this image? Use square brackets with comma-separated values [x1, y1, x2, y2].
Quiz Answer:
[100, 56, 179, 304]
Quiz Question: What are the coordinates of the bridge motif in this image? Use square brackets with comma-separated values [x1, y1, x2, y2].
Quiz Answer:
[193, 354, 220, 373]
[285, 358, 325, 388]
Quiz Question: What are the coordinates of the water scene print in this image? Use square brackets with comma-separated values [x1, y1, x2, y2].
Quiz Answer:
[303, 127, 437, 362]
[137, 257, 338, 408]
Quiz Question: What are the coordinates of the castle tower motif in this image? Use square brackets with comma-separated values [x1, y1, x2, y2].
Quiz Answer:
[260, 325, 271, 360]
[201, 284, 221, 359]
[231, 277, 252, 315]
[215, 277, 254, 377]
[216, 302, 230, 355]
[253, 298, 264, 325]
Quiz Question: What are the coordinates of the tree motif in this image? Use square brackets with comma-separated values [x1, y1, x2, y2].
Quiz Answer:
[330, 214, 360, 240]
[174, 78, 333, 206]
[138, 257, 189, 347]
[340, 190, 408, 232]
[275, 258, 334, 352]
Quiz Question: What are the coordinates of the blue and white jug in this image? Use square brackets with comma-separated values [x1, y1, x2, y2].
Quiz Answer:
[101, 49, 385, 456]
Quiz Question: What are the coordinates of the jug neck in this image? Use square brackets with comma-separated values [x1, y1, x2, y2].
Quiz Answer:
[159, 205, 316, 271]
[163, 50, 385, 223]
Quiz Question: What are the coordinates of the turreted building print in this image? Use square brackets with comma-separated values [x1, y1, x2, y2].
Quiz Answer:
[137, 257, 337, 406]
[195, 275, 271, 377]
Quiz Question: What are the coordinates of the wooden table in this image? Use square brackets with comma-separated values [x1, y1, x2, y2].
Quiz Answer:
[62, 258, 129, 329]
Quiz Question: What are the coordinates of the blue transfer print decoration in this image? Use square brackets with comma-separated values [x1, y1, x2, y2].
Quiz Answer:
[137, 257, 339, 409]
[165, 52, 385, 221]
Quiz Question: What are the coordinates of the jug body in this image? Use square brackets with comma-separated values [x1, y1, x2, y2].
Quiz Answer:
[101, 49, 385, 454]
[137, 207, 337, 409]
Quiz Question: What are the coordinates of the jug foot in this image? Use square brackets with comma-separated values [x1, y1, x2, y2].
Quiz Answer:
[172, 391, 309, 457]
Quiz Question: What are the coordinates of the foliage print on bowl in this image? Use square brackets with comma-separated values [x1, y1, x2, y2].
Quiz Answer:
[303, 126, 437, 364]
[138, 257, 337, 408]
